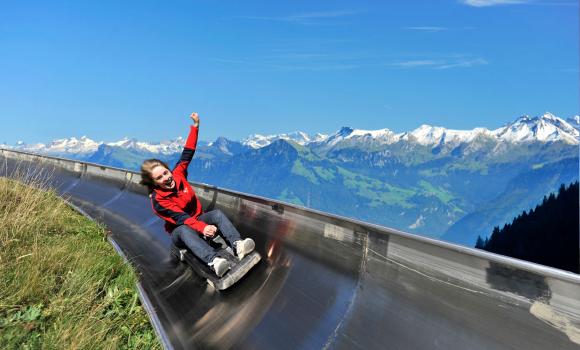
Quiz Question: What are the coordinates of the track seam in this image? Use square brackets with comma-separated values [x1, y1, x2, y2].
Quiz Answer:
[322, 234, 369, 350]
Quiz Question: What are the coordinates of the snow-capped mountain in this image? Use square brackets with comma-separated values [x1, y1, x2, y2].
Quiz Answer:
[8, 136, 102, 156]
[206, 137, 247, 156]
[242, 131, 328, 149]
[3, 112, 577, 157]
[3, 135, 188, 157]
[7, 141, 47, 153]
[319, 127, 402, 148]
[567, 116, 580, 131]
[492, 113, 579, 144]
[49, 136, 101, 154]
[107, 137, 185, 155]
[316, 124, 491, 149]
[404, 125, 493, 146]
[318, 112, 579, 149]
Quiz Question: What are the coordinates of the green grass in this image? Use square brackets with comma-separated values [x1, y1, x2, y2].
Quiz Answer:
[418, 180, 465, 215]
[418, 180, 455, 204]
[419, 161, 488, 177]
[287, 141, 321, 161]
[336, 167, 417, 209]
[291, 159, 319, 184]
[0, 176, 160, 350]
[313, 166, 336, 181]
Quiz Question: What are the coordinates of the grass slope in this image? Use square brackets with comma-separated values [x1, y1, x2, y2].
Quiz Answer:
[0, 177, 160, 349]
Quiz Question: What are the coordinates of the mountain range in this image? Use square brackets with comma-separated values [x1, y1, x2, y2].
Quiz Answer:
[3, 112, 578, 246]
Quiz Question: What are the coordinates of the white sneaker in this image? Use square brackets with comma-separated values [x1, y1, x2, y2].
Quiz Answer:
[235, 238, 255, 260]
[209, 257, 230, 277]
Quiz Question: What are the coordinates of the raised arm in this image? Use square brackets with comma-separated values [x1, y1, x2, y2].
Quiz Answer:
[173, 112, 200, 178]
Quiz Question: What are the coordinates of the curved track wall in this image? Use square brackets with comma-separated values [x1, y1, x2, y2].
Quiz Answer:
[2, 148, 580, 349]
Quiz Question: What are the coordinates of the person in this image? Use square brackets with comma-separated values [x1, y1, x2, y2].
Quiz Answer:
[140, 112, 255, 277]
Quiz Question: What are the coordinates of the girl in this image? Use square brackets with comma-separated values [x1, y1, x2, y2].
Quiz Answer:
[140, 112, 255, 277]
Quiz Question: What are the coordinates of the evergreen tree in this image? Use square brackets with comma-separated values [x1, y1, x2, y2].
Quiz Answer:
[475, 235, 485, 249]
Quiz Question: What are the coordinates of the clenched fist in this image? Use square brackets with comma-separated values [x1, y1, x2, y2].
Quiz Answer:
[190, 112, 200, 127]
[203, 225, 217, 237]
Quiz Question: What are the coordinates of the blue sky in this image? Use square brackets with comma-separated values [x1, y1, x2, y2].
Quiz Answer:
[0, 0, 577, 144]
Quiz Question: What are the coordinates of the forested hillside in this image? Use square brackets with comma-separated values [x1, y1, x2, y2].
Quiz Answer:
[476, 182, 579, 273]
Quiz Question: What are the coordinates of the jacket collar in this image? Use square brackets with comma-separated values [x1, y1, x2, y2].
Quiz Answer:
[153, 175, 183, 198]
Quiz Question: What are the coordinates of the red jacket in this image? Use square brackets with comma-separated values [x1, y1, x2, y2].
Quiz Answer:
[150, 126, 208, 234]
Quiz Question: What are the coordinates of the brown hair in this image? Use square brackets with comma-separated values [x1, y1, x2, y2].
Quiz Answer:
[140, 159, 171, 192]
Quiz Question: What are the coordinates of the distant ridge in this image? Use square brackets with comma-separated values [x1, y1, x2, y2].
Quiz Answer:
[4, 112, 579, 154]
[243, 112, 580, 149]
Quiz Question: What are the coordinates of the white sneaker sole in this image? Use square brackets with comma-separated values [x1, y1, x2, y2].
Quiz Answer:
[210, 258, 230, 277]
[236, 238, 255, 260]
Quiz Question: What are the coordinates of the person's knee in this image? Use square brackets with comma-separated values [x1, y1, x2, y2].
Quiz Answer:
[172, 225, 190, 240]
[171, 227, 182, 245]
[214, 209, 225, 218]
[173, 225, 187, 235]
